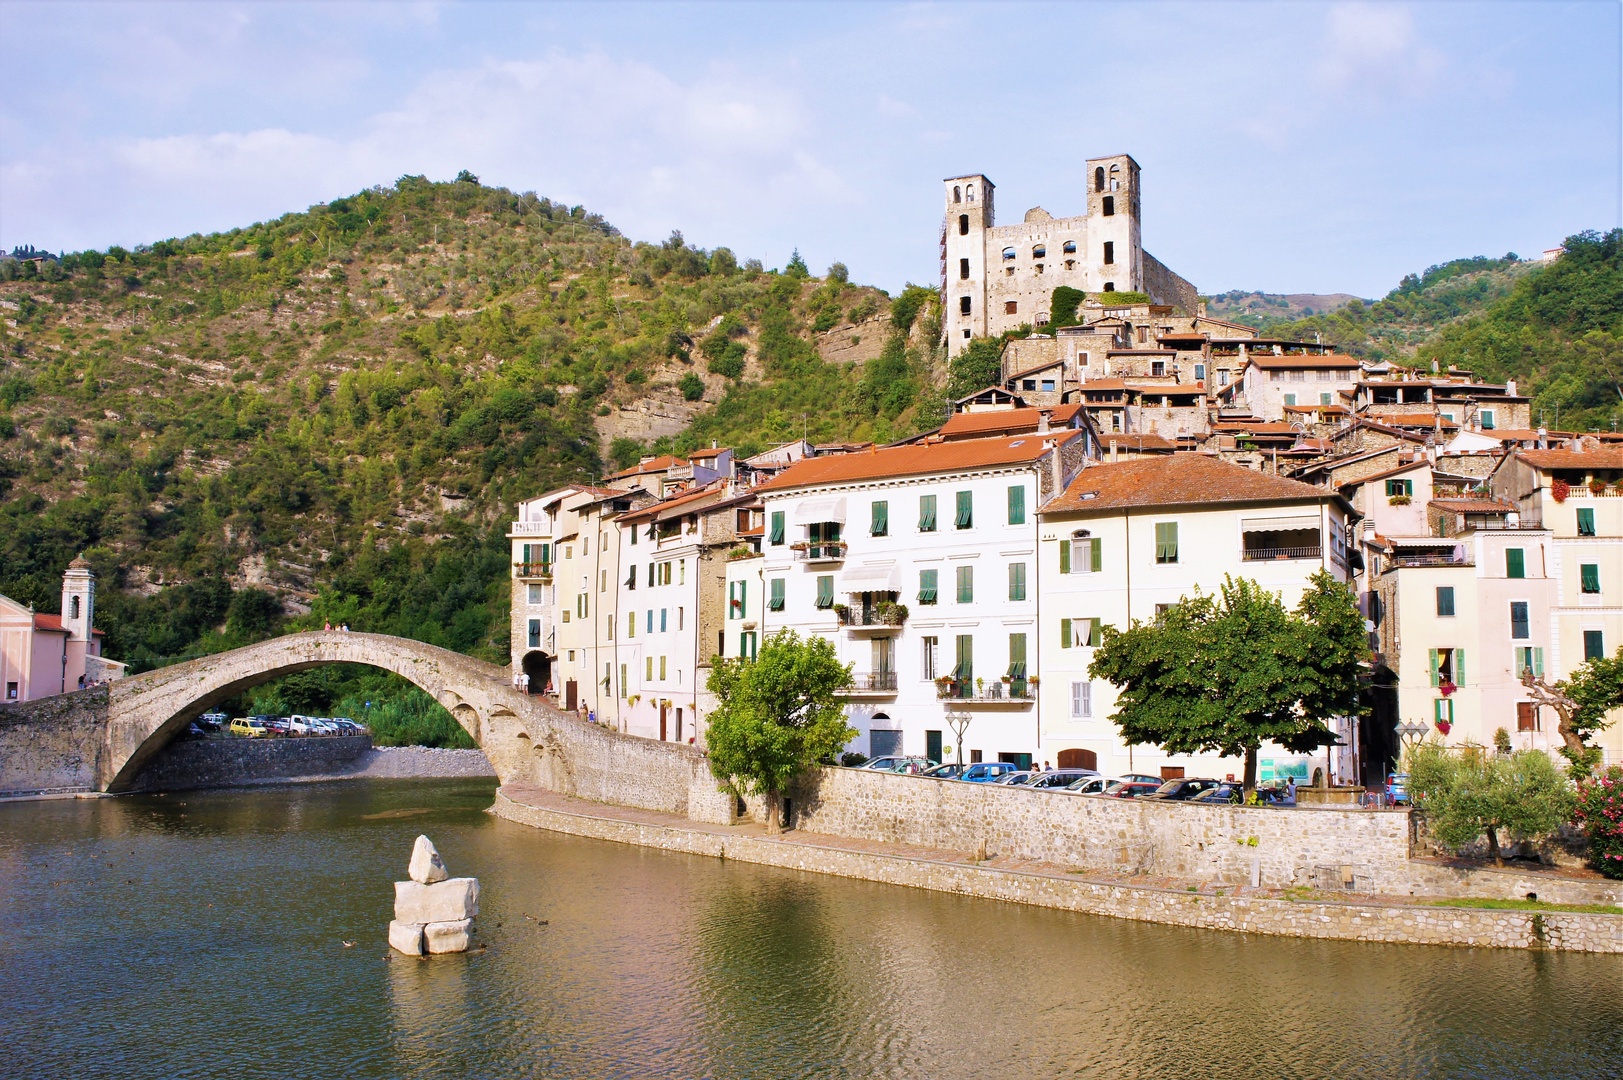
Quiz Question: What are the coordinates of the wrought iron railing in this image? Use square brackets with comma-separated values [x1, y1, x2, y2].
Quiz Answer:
[837, 607, 906, 628]
[843, 672, 899, 692]
[1241, 546, 1321, 562]
[514, 562, 553, 578]
[792, 543, 846, 561]
[934, 678, 1033, 701]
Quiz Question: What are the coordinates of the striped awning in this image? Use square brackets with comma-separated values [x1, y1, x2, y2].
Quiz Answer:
[1241, 515, 1320, 533]
[793, 497, 847, 525]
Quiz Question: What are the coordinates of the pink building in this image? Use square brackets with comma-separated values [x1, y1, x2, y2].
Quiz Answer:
[0, 556, 124, 702]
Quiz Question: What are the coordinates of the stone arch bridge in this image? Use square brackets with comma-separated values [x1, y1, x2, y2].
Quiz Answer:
[0, 631, 732, 821]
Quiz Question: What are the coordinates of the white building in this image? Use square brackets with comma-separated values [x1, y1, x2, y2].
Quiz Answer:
[1037, 455, 1356, 783]
[755, 425, 1095, 767]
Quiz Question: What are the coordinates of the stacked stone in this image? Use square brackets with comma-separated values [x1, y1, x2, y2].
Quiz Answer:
[388, 835, 479, 955]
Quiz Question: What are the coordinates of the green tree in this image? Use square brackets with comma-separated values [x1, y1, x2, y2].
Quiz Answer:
[785, 249, 810, 279]
[826, 262, 849, 284]
[1088, 573, 1362, 796]
[1520, 646, 1623, 776]
[947, 336, 1005, 398]
[678, 371, 705, 401]
[704, 629, 854, 831]
[1407, 743, 1575, 866]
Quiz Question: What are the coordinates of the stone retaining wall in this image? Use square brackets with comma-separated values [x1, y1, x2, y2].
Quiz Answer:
[491, 791, 1623, 954]
[129, 734, 374, 792]
[0, 687, 109, 795]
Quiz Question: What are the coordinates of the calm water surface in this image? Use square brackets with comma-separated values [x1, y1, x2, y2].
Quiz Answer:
[2, 779, 1619, 1080]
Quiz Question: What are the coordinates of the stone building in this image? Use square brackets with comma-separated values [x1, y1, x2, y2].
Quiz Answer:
[941, 156, 1197, 356]
[0, 557, 124, 702]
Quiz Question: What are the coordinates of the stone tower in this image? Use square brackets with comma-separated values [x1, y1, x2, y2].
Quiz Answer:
[1084, 154, 1141, 296]
[942, 174, 995, 347]
[61, 555, 94, 643]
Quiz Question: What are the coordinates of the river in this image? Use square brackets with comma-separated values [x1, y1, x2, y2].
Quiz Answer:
[2, 779, 1619, 1079]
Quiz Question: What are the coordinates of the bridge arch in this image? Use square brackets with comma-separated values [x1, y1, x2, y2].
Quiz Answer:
[103, 631, 531, 792]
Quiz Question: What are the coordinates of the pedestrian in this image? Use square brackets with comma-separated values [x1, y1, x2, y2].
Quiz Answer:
[588, 709, 596, 725]
[1043, 760, 1052, 772]
[1286, 776, 1297, 800]
[324, 621, 332, 631]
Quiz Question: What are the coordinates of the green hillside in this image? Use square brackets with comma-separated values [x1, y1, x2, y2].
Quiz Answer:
[0, 175, 939, 686]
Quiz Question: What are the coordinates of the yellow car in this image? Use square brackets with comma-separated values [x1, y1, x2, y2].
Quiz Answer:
[228, 717, 268, 738]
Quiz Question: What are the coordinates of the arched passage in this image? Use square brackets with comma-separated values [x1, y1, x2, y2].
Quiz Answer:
[521, 650, 550, 695]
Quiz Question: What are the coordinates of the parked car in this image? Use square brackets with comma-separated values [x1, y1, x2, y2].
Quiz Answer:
[995, 770, 1038, 785]
[861, 755, 926, 772]
[1386, 773, 1410, 806]
[1105, 781, 1163, 799]
[1026, 769, 1100, 791]
[287, 715, 315, 736]
[1187, 783, 1245, 805]
[1142, 778, 1222, 801]
[229, 717, 268, 738]
[921, 763, 966, 779]
[959, 762, 1019, 783]
[313, 718, 342, 735]
[198, 713, 227, 732]
[1121, 774, 1163, 786]
[1065, 775, 1132, 796]
[331, 718, 366, 735]
[263, 717, 290, 736]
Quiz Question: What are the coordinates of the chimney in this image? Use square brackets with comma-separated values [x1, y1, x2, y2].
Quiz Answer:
[1506, 378, 1517, 396]
[1037, 410, 1052, 434]
[1110, 439, 1120, 463]
[1537, 426, 1547, 450]
[1431, 359, 1439, 374]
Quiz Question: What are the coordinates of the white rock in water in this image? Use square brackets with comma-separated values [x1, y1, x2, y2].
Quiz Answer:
[424, 918, 473, 954]
[409, 835, 449, 884]
[389, 920, 425, 956]
[394, 877, 480, 923]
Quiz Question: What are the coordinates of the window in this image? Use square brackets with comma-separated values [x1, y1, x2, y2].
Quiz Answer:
[922, 637, 938, 679]
[738, 631, 757, 660]
[626, 611, 636, 638]
[728, 581, 745, 619]
[956, 490, 973, 529]
[1151, 360, 1166, 377]
[1008, 633, 1027, 684]
[577, 594, 588, 618]
[1480, 409, 1496, 430]
[816, 576, 834, 609]
[1429, 647, 1464, 687]
[1516, 646, 1544, 678]
[528, 584, 544, 604]
[527, 619, 540, 649]
[1434, 699, 1454, 725]
[620, 664, 627, 698]
[919, 494, 938, 532]
[953, 184, 961, 202]
[1103, 241, 1114, 265]
[646, 656, 654, 681]
[1194, 364, 1206, 382]
[956, 565, 974, 603]
[958, 214, 969, 236]
[1506, 548, 1526, 579]
[1005, 300, 1018, 315]
[629, 526, 638, 546]
[1436, 586, 1455, 617]
[1041, 379, 1055, 392]
[1095, 166, 1105, 192]
[1104, 282, 1115, 292]
[1510, 601, 1529, 639]
[648, 563, 655, 587]
[1581, 563, 1600, 594]
[955, 634, 974, 685]
[770, 510, 785, 545]
[871, 499, 889, 537]
[1063, 240, 1076, 254]
[600, 570, 608, 593]
[1102, 195, 1115, 217]
[1155, 522, 1178, 564]
[919, 568, 938, 604]
[1518, 701, 1538, 732]
[1585, 630, 1605, 661]
[959, 257, 970, 280]
[1020, 379, 1036, 391]
[1033, 245, 1046, 259]
[647, 610, 654, 633]
[660, 656, 667, 680]
[966, 185, 974, 201]
[1386, 478, 1413, 497]
[1071, 681, 1092, 717]
[1577, 508, 1595, 536]
[1008, 562, 1026, 601]
[1061, 537, 1102, 574]
[1007, 485, 1026, 524]
[959, 296, 972, 315]
[1320, 393, 1332, 406]
[1002, 246, 1016, 261]
[769, 578, 785, 611]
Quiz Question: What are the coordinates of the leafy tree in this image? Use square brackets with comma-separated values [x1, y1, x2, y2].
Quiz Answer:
[1520, 646, 1623, 776]
[946, 336, 1004, 398]
[889, 284, 937, 334]
[454, 169, 479, 185]
[1088, 572, 1362, 796]
[1407, 743, 1575, 866]
[608, 437, 644, 471]
[826, 262, 849, 284]
[678, 372, 705, 401]
[704, 629, 854, 830]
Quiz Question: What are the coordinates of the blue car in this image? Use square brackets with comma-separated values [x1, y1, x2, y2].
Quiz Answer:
[1386, 773, 1410, 806]
[959, 762, 1019, 783]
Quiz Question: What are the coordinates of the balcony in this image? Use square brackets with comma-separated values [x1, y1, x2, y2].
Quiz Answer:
[934, 678, 1035, 705]
[1390, 553, 1473, 568]
[841, 672, 899, 696]
[836, 603, 907, 631]
[791, 542, 846, 564]
[513, 562, 553, 580]
[509, 521, 552, 537]
[1241, 545, 1322, 562]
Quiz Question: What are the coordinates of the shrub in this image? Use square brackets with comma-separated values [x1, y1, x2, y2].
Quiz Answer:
[1408, 742, 1575, 865]
[678, 372, 704, 401]
[1575, 766, 1623, 879]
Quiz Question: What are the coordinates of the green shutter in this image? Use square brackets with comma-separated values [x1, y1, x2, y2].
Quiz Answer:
[1429, 649, 1440, 688]
[1060, 618, 1072, 649]
[769, 578, 785, 611]
[956, 565, 973, 603]
[770, 511, 785, 544]
[1454, 648, 1465, 687]
[1008, 485, 1026, 524]
[1155, 522, 1178, 563]
[1088, 618, 1103, 647]
[1009, 632, 1026, 666]
[872, 500, 889, 537]
[1581, 563, 1600, 593]
[1506, 548, 1525, 578]
[1577, 508, 1595, 536]
[522, 543, 532, 564]
[1534, 647, 1544, 678]
[816, 575, 834, 609]
[919, 494, 937, 532]
[919, 568, 938, 604]
[956, 634, 973, 681]
[1088, 538, 1101, 572]
[1009, 562, 1026, 601]
[956, 491, 973, 528]
[1059, 540, 1071, 574]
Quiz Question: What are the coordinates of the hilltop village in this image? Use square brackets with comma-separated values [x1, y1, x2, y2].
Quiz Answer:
[508, 156, 1621, 788]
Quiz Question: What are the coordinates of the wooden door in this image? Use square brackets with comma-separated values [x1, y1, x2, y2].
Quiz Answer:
[1057, 748, 1097, 771]
[565, 680, 577, 711]
[1160, 765, 1184, 780]
[660, 704, 668, 741]
[1517, 701, 1537, 732]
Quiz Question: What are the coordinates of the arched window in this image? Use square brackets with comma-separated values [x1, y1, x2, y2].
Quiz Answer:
[1109, 163, 1120, 192]
[1033, 245, 1046, 259]
[1062, 240, 1076, 254]
[966, 185, 975, 202]
[1102, 196, 1115, 217]
[958, 214, 969, 236]
[1103, 282, 1116, 292]
[1002, 247, 1017, 261]
[959, 295, 972, 315]
[70, 596, 80, 620]
[953, 185, 961, 202]
[1094, 166, 1105, 193]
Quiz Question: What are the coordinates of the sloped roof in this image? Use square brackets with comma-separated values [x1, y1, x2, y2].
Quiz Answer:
[606, 455, 684, 480]
[939, 403, 1083, 439]
[1429, 498, 1514, 514]
[1246, 353, 1362, 370]
[1515, 449, 1623, 470]
[1044, 454, 1335, 513]
[758, 433, 1077, 492]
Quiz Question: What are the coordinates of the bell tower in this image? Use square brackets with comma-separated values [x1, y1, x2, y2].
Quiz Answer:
[943, 174, 995, 356]
[61, 554, 94, 643]
[1085, 154, 1141, 295]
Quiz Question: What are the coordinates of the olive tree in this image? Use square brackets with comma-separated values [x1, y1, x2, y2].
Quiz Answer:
[704, 629, 855, 831]
[1407, 743, 1576, 866]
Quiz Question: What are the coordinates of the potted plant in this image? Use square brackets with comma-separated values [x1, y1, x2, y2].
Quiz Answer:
[1028, 676, 1040, 689]
[975, 677, 985, 694]
[790, 541, 809, 551]
[1589, 478, 1608, 495]
[1435, 717, 1452, 736]
[1388, 495, 1411, 506]
[1551, 479, 1570, 502]
[832, 603, 849, 622]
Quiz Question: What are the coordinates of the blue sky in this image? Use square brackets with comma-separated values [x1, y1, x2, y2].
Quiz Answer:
[2, 1, 1618, 297]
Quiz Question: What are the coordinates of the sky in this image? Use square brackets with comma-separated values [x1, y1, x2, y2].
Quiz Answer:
[1, 1, 1619, 298]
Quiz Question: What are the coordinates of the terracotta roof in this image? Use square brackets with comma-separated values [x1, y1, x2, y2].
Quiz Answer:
[1340, 459, 1432, 488]
[1213, 421, 1298, 435]
[1516, 449, 1623, 470]
[32, 614, 67, 633]
[758, 433, 1077, 492]
[1378, 413, 1459, 429]
[1246, 353, 1362, 370]
[606, 455, 683, 479]
[1079, 379, 1133, 392]
[1099, 433, 1177, 450]
[1044, 455, 1333, 513]
[617, 482, 728, 524]
[1429, 498, 1514, 514]
[1334, 419, 1429, 444]
[1282, 404, 1348, 414]
[1124, 383, 1204, 396]
[1006, 358, 1065, 380]
[939, 404, 1083, 438]
[1466, 428, 1569, 443]
[688, 447, 728, 460]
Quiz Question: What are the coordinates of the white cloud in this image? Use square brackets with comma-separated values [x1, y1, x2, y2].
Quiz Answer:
[1318, 3, 1445, 97]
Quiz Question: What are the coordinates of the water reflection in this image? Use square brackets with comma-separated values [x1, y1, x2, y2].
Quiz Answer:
[0, 780, 1619, 1080]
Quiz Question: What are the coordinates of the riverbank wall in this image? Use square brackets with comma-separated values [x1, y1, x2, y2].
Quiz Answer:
[128, 738, 496, 791]
[0, 687, 109, 795]
[492, 787, 1623, 955]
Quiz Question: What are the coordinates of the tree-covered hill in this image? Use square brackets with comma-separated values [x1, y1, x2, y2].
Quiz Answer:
[0, 174, 940, 674]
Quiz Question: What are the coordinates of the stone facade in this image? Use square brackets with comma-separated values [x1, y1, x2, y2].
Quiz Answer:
[0, 685, 109, 794]
[127, 733, 373, 792]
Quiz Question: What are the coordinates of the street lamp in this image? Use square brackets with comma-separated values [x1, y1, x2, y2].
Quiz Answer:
[945, 711, 972, 768]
